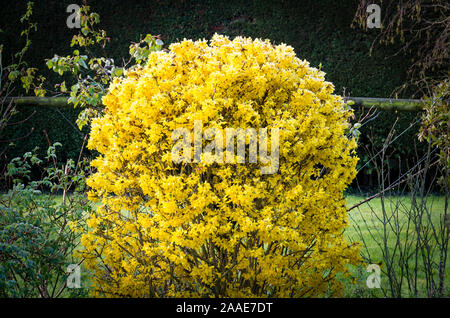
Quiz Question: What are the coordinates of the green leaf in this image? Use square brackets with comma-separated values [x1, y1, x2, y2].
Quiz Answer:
[8, 71, 19, 81]
[79, 59, 88, 69]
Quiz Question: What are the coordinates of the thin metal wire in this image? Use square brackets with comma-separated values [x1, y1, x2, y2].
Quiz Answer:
[53, 107, 84, 136]
[357, 116, 422, 173]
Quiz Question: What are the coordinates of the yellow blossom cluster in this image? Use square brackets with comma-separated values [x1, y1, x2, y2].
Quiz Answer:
[81, 34, 360, 297]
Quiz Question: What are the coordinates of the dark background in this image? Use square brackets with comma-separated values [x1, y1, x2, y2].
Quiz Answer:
[0, 0, 427, 191]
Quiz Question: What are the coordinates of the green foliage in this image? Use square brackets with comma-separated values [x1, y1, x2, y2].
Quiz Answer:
[419, 80, 450, 189]
[0, 1, 46, 98]
[0, 106, 87, 178]
[0, 1, 46, 159]
[0, 144, 92, 297]
[129, 34, 164, 65]
[45, 4, 111, 130]
[46, 4, 162, 130]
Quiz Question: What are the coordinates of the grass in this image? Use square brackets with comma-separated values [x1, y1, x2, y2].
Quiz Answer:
[343, 194, 449, 297]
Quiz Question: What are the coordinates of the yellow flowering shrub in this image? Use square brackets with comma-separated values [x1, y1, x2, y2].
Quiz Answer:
[81, 34, 360, 297]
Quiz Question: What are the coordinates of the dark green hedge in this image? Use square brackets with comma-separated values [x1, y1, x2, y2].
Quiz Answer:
[1, 106, 90, 173]
[0, 0, 427, 189]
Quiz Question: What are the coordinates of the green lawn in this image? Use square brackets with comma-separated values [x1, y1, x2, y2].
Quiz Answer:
[343, 194, 449, 297]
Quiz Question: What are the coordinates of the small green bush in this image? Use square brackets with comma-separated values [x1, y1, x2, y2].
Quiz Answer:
[0, 144, 91, 297]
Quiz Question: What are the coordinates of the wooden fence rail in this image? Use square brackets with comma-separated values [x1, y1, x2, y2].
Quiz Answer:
[343, 97, 424, 112]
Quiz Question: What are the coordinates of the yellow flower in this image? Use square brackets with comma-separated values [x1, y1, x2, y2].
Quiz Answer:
[81, 34, 360, 297]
